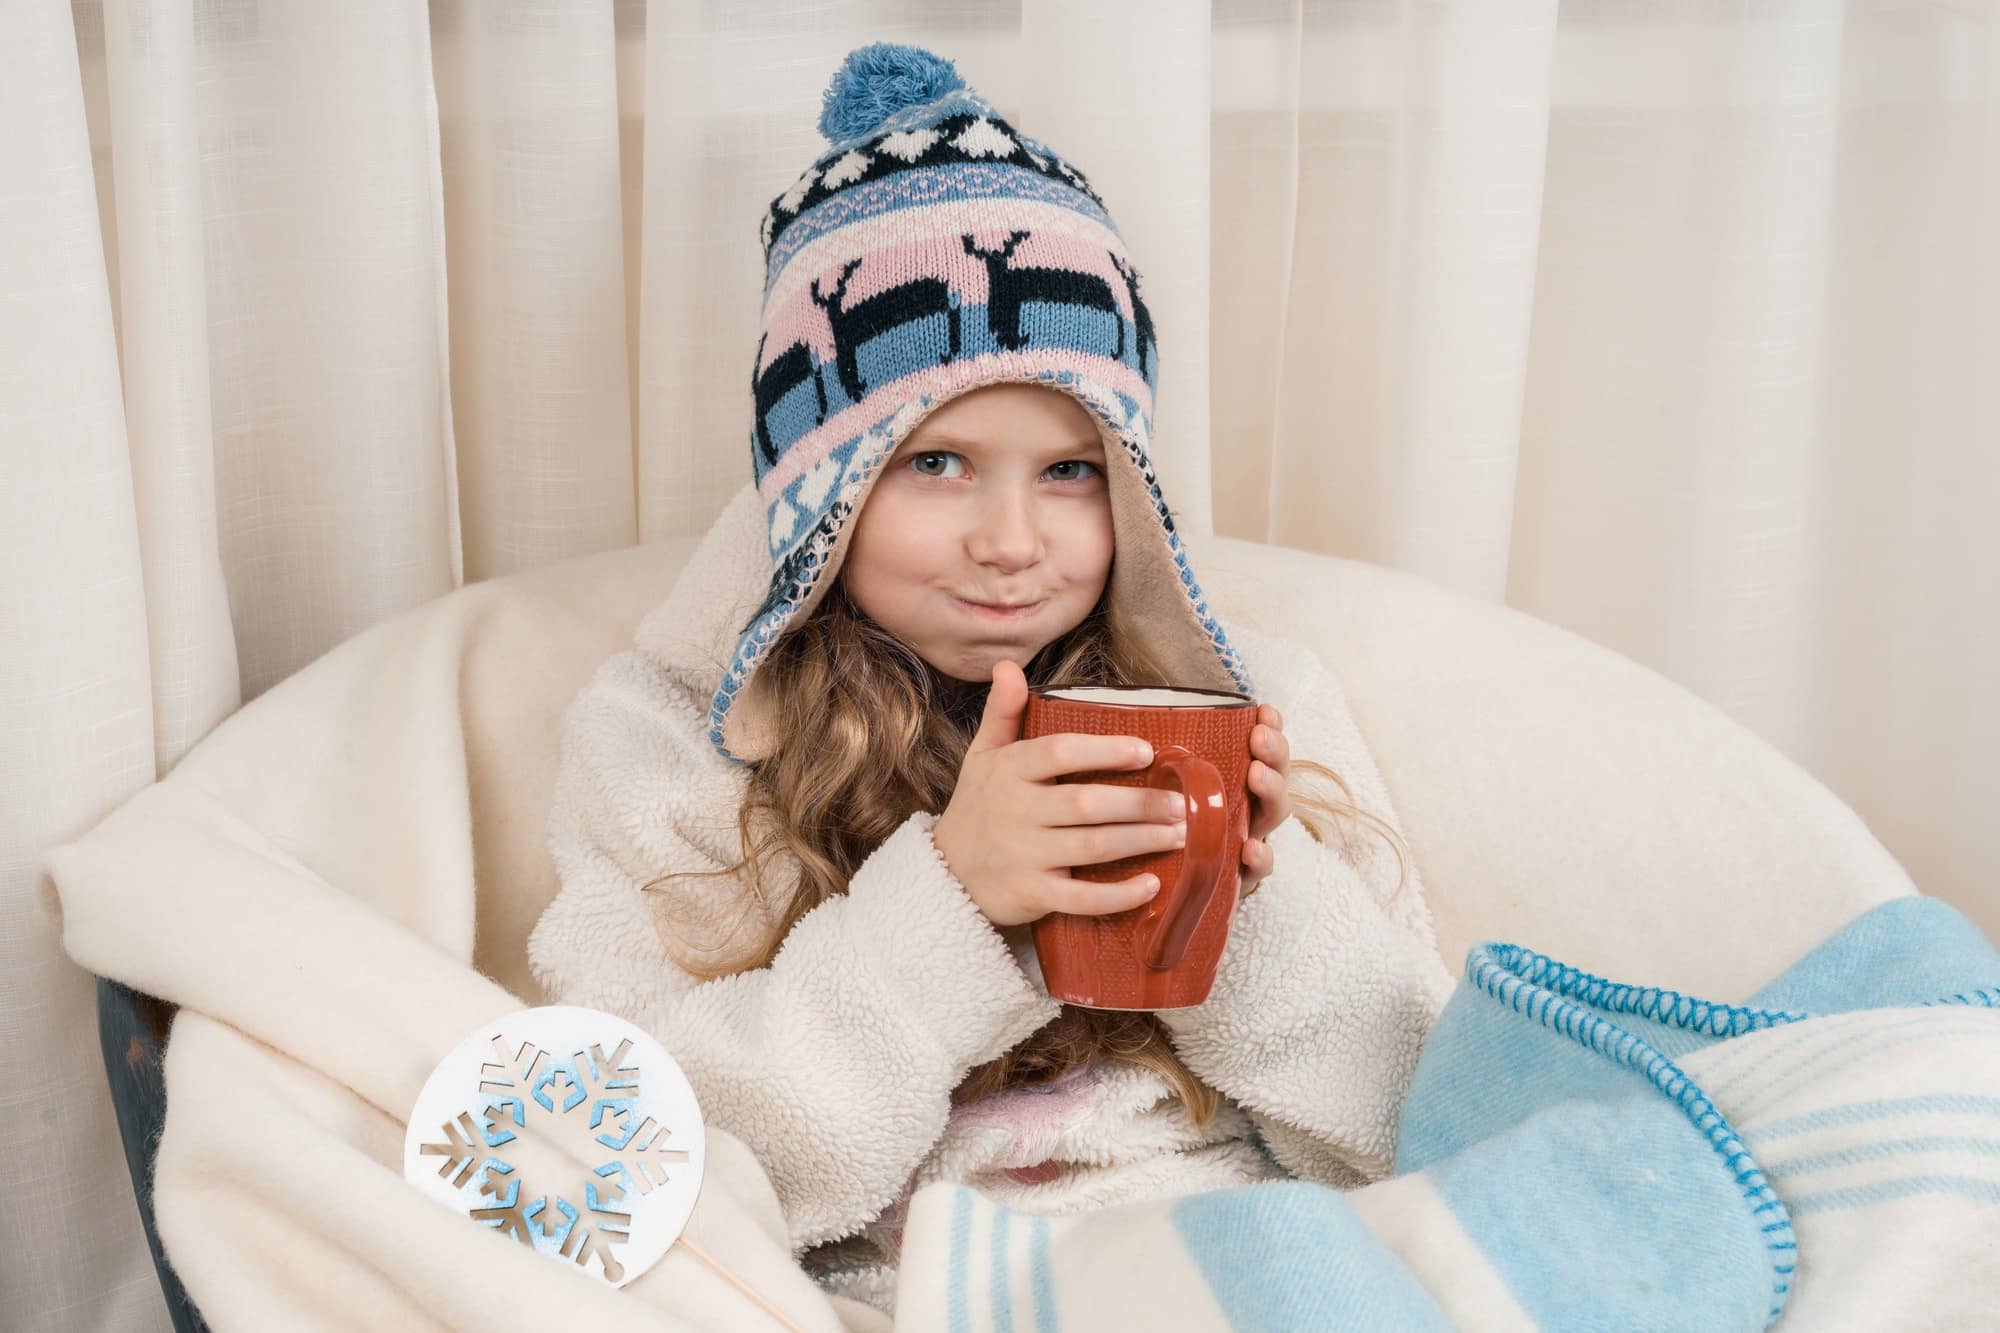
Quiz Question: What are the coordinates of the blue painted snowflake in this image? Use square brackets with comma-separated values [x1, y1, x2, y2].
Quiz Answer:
[416, 1032, 692, 1282]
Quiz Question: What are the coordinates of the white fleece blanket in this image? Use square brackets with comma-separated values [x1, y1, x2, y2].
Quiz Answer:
[41, 487, 1917, 1329]
[43, 551, 875, 1333]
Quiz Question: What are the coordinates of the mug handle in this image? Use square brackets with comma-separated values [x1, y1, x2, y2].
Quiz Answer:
[1137, 745, 1231, 971]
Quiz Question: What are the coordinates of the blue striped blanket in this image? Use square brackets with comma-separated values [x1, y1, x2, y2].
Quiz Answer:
[894, 897, 2000, 1330]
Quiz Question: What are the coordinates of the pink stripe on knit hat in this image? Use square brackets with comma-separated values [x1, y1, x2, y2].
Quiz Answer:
[755, 227, 1144, 377]
[764, 194, 1123, 315]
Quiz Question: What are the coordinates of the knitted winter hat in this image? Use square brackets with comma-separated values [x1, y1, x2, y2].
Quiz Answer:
[712, 42, 1253, 765]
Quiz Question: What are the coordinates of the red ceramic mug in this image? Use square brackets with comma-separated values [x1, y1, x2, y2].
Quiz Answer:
[1022, 684, 1257, 1009]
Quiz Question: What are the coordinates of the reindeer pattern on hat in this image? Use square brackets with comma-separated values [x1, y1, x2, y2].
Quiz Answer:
[751, 226, 1156, 477]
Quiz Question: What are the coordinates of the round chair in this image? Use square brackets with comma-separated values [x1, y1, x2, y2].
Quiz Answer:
[84, 527, 1913, 1327]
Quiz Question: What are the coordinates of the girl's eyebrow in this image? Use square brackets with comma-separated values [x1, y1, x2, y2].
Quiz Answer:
[903, 432, 1104, 457]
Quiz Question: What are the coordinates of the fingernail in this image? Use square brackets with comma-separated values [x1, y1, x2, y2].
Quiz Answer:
[1134, 742, 1153, 765]
[1142, 875, 1161, 895]
[1173, 823, 1188, 846]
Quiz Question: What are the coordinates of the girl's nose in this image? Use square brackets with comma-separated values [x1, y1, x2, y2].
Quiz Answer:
[969, 492, 1044, 569]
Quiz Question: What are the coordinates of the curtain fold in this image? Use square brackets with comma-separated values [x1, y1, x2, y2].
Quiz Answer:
[4, 2, 1994, 1328]
[2, 6, 170, 1329]
[96, 0, 241, 770]
[434, 0, 636, 581]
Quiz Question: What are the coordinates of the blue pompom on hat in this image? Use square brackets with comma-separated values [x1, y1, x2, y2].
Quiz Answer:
[816, 42, 967, 142]
[713, 42, 1252, 765]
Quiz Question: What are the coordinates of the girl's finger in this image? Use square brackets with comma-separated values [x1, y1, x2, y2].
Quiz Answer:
[1253, 779, 1286, 826]
[1253, 725, 1285, 762]
[1051, 871, 1164, 918]
[1239, 840, 1271, 896]
[1245, 785, 1273, 837]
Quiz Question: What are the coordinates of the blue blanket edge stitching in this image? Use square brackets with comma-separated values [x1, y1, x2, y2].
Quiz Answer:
[1464, 937, 2000, 1328]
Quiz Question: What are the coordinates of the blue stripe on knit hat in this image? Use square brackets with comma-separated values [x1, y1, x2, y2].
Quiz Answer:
[753, 298, 1138, 480]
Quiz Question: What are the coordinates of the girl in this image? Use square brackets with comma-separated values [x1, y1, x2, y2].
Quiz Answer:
[528, 42, 1453, 1315]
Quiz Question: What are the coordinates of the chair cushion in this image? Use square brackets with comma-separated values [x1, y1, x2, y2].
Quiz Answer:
[456, 532, 1912, 999]
[45, 531, 1916, 1332]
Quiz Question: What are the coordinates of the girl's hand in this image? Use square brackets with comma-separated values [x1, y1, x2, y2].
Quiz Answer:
[931, 660, 1191, 928]
[1238, 704, 1292, 899]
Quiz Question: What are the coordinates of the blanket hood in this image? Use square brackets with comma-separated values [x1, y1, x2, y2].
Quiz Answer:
[637, 385, 1255, 767]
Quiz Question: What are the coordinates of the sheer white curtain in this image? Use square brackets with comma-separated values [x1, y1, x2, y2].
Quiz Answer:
[3, 1, 1995, 1327]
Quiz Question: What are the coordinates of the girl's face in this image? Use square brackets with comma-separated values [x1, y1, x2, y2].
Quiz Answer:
[840, 383, 1114, 683]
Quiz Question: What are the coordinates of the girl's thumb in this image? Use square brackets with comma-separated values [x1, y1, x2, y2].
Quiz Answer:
[969, 659, 1027, 752]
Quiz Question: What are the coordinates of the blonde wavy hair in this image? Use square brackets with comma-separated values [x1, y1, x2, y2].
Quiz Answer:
[644, 575, 1407, 1125]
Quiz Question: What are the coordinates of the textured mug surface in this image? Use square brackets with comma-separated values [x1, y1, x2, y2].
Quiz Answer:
[1022, 684, 1256, 1009]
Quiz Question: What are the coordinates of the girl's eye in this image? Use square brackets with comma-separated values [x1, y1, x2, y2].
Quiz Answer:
[908, 451, 963, 478]
[1044, 460, 1100, 483]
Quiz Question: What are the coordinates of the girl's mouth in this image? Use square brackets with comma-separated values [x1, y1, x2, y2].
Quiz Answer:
[954, 596, 1046, 620]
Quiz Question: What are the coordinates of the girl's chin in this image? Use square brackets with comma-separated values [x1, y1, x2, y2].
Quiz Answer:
[931, 644, 1055, 683]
